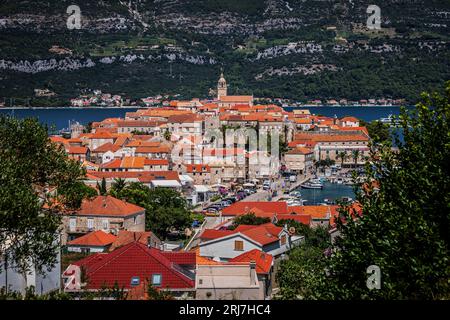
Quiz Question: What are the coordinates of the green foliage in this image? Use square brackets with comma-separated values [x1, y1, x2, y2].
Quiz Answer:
[0, 286, 72, 300]
[278, 82, 450, 300]
[360, 119, 391, 145]
[163, 129, 171, 141]
[314, 158, 336, 172]
[276, 224, 331, 299]
[190, 213, 205, 224]
[276, 220, 330, 249]
[0, 116, 87, 275]
[336, 151, 347, 167]
[110, 178, 127, 195]
[147, 284, 174, 300]
[229, 213, 271, 230]
[96, 177, 107, 196]
[112, 183, 192, 239]
[0, 1, 449, 103]
[276, 245, 328, 300]
[58, 181, 98, 209]
[210, 195, 222, 202]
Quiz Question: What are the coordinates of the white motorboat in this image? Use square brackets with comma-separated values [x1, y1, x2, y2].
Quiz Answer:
[380, 114, 400, 125]
[301, 182, 323, 189]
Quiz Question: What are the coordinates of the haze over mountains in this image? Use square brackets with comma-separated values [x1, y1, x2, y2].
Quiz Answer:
[0, 0, 449, 104]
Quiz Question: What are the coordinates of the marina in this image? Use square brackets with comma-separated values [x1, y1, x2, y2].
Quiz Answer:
[292, 179, 355, 205]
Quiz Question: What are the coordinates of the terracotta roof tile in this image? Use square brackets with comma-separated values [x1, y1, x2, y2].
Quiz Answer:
[72, 195, 145, 217]
[92, 142, 121, 153]
[67, 146, 88, 154]
[200, 223, 284, 246]
[67, 230, 117, 247]
[229, 249, 273, 274]
[109, 230, 158, 252]
[87, 170, 180, 182]
[70, 242, 194, 290]
[222, 202, 288, 216]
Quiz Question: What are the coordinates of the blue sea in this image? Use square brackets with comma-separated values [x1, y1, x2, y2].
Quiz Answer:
[298, 181, 355, 205]
[0, 106, 414, 130]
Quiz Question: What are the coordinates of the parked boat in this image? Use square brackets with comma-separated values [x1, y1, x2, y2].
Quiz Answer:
[301, 182, 323, 189]
[380, 114, 400, 125]
[289, 190, 302, 198]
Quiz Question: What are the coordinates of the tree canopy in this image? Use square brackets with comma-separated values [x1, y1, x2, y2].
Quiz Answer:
[0, 116, 90, 275]
[277, 81, 450, 300]
[229, 213, 271, 230]
[111, 183, 192, 239]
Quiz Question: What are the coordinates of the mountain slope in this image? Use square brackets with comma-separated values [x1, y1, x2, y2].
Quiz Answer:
[0, 0, 449, 104]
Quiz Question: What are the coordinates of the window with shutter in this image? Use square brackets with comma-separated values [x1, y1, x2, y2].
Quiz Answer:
[234, 240, 244, 251]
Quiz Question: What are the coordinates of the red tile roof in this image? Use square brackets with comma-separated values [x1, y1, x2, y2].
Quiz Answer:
[92, 142, 121, 153]
[221, 202, 288, 216]
[289, 205, 339, 219]
[100, 157, 146, 169]
[238, 223, 283, 245]
[338, 126, 369, 135]
[167, 114, 204, 123]
[73, 196, 145, 217]
[144, 159, 169, 166]
[70, 242, 194, 290]
[117, 120, 166, 127]
[90, 132, 115, 139]
[200, 229, 235, 241]
[135, 146, 170, 154]
[87, 171, 180, 183]
[67, 230, 117, 247]
[286, 147, 313, 155]
[126, 140, 161, 148]
[341, 116, 359, 122]
[67, 146, 88, 154]
[109, 230, 157, 252]
[160, 251, 196, 265]
[229, 249, 273, 274]
[200, 223, 284, 246]
[276, 214, 312, 226]
[294, 133, 369, 142]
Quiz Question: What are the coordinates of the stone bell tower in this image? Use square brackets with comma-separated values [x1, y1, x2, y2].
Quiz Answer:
[217, 72, 227, 99]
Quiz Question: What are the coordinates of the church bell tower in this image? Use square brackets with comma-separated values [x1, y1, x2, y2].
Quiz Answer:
[217, 72, 227, 99]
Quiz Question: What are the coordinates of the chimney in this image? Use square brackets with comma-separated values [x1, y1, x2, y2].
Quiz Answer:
[249, 261, 256, 285]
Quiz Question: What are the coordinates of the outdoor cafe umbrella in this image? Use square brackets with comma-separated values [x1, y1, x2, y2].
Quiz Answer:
[211, 183, 227, 188]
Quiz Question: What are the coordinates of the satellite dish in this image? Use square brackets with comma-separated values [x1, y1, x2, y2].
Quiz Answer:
[288, 227, 296, 235]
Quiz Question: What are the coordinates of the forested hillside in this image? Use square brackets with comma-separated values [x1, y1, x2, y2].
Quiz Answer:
[0, 0, 449, 105]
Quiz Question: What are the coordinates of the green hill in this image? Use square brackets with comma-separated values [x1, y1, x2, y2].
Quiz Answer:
[0, 0, 449, 105]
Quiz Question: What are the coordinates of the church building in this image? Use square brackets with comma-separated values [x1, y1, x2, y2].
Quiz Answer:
[216, 73, 253, 107]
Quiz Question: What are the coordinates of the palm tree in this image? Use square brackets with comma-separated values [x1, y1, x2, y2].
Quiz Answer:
[111, 178, 126, 195]
[97, 177, 108, 196]
[163, 129, 171, 141]
[352, 150, 360, 168]
[337, 151, 347, 168]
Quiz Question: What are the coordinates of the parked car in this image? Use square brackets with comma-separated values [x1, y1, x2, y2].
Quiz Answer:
[192, 220, 200, 228]
[221, 201, 231, 207]
[236, 190, 246, 198]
